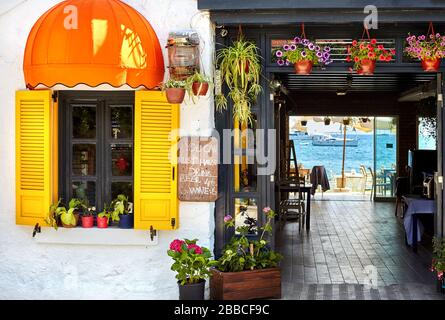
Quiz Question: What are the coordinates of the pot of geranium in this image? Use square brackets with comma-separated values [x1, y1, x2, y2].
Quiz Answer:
[187, 72, 212, 96]
[215, 35, 262, 124]
[111, 194, 134, 229]
[324, 117, 331, 125]
[97, 203, 111, 228]
[276, 36, 332, 75]
[210, 208, 283, 300]
[163, 79, 186, 104]
[432, 237, 445, 293]
[81, 206, 95, 228]
[405, 28, 445, 72]
[347, 38, 395, 75]
[168, 239, 216, 300]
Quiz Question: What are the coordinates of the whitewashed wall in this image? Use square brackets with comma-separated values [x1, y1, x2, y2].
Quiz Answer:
[0, 0, 215, 299]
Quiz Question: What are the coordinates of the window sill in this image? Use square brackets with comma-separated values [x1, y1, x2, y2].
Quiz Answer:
[34, 226, 158, 246]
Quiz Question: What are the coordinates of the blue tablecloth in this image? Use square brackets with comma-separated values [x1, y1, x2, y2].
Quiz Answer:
[402, 196, 435, 245]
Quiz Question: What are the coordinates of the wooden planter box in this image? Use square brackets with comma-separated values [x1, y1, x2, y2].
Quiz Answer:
[210, 268, 281, 300]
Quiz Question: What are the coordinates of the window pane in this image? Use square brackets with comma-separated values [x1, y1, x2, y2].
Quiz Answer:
[234, 198, 258, 235]
[72, 105, 96, 139]
[234, 114, 257, 192]
[72, 144, 96, 176]
[111, 182, 133, 202]
[72, 181, 96, 206]
[111, 144, 132, 176]
[111, 106, 133, 139]
[418, 117, 437, 150]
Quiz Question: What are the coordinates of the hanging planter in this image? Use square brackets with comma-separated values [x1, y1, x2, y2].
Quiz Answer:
[215, 29, 262, 124]
[324, 117, 331, 125]
[276, 24, 332, 75]
[186, 72, 212, 96]
[347, 28, 395, 75]
[405, 23, 445, 73]
[301, 120, 308, 126]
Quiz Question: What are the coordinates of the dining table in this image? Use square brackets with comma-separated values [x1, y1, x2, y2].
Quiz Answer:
[276, 180, 312, 231]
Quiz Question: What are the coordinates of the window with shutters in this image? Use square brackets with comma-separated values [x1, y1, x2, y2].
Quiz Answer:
[59, 91, 135, 212]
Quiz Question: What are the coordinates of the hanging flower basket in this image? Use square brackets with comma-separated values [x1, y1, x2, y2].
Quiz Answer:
[405, 23, 445, 73]
[276, 25, 332, 75]
[347, 30, 395, 75]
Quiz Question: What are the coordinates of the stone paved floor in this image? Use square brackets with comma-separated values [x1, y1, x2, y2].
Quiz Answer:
[276, 200, 445, 300]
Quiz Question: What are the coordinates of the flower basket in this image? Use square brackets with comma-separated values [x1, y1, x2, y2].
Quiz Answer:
[405, 23, 445, 73]
[347, 28, 395, 75]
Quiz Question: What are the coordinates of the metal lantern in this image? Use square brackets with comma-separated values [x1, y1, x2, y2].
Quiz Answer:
[166, 30, 200, 80]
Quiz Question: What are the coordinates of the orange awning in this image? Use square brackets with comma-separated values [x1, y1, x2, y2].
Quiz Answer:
[24, 0, 165, 89]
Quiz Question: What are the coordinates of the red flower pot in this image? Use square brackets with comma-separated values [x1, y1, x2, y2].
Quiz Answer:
[294, 60, 313, 75]
[192, 82, 209, 96]
[359, 59, 376, 75]
[96, 216, 108, 229]
[357, 59, 375, 75]
[421, 58, 441, 72]
[166, 88, 185, 104]
[81, 215, 94, 228]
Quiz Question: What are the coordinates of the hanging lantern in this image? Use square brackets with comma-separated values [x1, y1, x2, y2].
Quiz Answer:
[166, 30, 200, 80]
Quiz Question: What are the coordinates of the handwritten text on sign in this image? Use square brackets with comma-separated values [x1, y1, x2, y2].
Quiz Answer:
[178, 137, 218, 202]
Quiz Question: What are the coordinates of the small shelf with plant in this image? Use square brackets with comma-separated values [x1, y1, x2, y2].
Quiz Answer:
[162, 79, 186, 104]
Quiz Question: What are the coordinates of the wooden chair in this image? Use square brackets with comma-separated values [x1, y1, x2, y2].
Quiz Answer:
[279, 197, 306, 232]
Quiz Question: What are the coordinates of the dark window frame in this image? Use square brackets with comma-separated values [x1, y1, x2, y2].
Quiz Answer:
[58, 91, 135, 212]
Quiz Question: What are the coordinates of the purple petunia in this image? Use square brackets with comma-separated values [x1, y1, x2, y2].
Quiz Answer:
[294, 36, 301, 44]
[301, 51, 307, 58]
[283, 44, 290, 51]
[323, 52, 330, 59]
[285, 59, 290, 66]
[324, 46, 331, 52]
[316, 51, 323, 58]
[276, 50, 283, 57]
[290, 44, 296, 51]
[315, 46, 321, 52]
[277, 59, 285, 66]
[302, 39, 309, 46]
[308, 43, 315, 50]
[437, 33, 441, 38]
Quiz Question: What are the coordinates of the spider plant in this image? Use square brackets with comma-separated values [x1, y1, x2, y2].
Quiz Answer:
[216, 36, 262, 124]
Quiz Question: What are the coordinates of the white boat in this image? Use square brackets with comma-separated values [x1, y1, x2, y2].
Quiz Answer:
[289, 130, 312, 140]
[312, 134, 358, 147]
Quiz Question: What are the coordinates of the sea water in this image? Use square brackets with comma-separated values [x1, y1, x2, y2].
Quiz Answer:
[291, 133, 397, 179]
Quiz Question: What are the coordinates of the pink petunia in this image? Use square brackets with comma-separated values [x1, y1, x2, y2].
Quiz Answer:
[170, 239, 185, 252]
[263, 207, 271, 213]
[187, 244, 203, 254]
[224, 215, 233, 222]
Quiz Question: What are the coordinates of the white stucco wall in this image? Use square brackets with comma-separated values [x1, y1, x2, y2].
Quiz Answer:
[0, 0, 215, 299]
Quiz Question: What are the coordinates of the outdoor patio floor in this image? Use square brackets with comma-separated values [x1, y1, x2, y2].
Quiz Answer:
[276, 200, 445, 300]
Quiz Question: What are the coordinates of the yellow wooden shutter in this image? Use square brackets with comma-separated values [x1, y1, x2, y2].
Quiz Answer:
[16, 90, 56, 225]
[134, 91, 179, 230]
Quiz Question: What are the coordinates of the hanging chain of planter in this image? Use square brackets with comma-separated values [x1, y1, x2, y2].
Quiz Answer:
[347, 26, 395, 75]
[405, 22, 445, 72]
[275, 23, 332, 75]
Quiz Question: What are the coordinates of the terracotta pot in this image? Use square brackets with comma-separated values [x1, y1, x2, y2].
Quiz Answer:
[97, 216, 108, 228]
[62, 213, 79, 228]
[165, 88, 185, 104]
[421, 58, 441, 72]
[359, 59, 376, 75]
[81, 215, 94, 228]
[294, 60, 313, 75]
[192, 81, 209, 96]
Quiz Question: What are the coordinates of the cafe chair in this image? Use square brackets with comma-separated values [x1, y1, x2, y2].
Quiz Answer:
[279, 197, 306, 232]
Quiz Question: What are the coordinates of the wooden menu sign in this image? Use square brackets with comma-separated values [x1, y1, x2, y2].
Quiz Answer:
[178, 136, 218, 202]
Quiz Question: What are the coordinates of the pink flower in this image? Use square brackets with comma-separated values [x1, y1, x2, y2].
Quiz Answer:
[187, 244, 203, 254]
[263, 207, 271, 213]
[224, 215, 233, 223]
[169, 239, 184, 252]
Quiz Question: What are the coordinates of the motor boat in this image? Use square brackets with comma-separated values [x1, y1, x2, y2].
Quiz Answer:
[312, 134, 358, 147]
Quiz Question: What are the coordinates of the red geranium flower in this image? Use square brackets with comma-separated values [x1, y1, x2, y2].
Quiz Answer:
[379, 55, 386, 61]
[367, 44, 373, 50]
[371, 39, 377, 44]
[368, 52, 375, 59]
[385, 56, 392, 61]
[360, 44, 365, 50]
[346, 56, 351, 62]
[378, 44, 384, 50]
[169, 239, 185, 252]
[187, 244, 203, 254]
[352, 40, 358, 46]
[354, 56, 360, 62]
[390, 49, 396, 55]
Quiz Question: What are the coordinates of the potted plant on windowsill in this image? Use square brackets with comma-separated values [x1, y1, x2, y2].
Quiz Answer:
[276, 36, 332, 74]
[210, 207, 283, 300]
[162, 79, 186, 104]
[168, 239, 216, 300]
[81, 206, 95, 228]
[431, 237, 445, 292]
[45, 199, 66, 230]
[97, 203, 111, 229]
[111, 194, 133, 229]
[68, 198, 87, 227]
[405, 31, 445, 72]
[215, 35, 262, 125]
[347, 38, 395, 75]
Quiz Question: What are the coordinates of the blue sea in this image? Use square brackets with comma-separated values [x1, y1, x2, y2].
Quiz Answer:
[291, 133, 397, 179]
